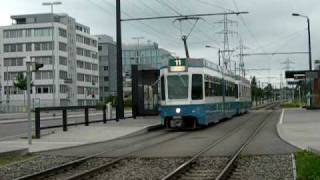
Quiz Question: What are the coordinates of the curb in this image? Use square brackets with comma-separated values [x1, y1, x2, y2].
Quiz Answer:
[29, 123, 163, 153]
[0, 148, 29, 158]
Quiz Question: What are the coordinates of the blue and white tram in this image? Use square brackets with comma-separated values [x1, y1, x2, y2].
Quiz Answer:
[159, 58, 251, 129]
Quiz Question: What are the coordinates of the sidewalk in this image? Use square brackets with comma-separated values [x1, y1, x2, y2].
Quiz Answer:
[0, 116, 160, 153]
[277, 108, 320, 151]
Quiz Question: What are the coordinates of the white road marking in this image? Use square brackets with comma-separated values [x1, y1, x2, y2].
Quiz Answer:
[279, 109, 285, 124]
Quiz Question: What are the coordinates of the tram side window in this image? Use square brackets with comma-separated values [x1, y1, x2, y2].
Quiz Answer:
[235, 84, 239, 98]
[161, 76, 165, 100]
[192, 74, 203, 100]
[214, 79, 222, 96]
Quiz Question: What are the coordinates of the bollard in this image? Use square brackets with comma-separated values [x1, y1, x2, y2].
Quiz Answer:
[35, 108, 41, 138]
[62, 109, 67, 131]
[85, 107, 89, 126]
[103, 105, 107, 124]
[107, 103, 112, 120]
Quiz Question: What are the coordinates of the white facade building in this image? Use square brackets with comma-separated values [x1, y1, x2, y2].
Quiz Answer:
[0, 13, 99, 110]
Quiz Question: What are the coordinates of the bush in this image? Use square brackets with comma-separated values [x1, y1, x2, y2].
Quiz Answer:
[281, 100, 302, 108]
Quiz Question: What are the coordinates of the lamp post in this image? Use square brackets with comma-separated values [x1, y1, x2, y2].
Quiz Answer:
[205, 45, 221, 66]
[292, 13, 313, 107]
[42, 1, 62, 107]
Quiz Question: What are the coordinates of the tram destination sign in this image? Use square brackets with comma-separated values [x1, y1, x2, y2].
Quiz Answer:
[169, 58, 187, 72]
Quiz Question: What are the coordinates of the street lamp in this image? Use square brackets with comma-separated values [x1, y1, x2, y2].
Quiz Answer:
[205, 45, 221, 66]
[292, 13, 313, 107]
[292, 13, 312, 71]
[42, 1, 62, 107]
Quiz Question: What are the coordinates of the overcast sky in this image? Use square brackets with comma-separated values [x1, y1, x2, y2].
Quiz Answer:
[1, 0, 319, 87]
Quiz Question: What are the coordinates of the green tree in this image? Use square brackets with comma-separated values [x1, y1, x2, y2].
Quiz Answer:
[264, 83, 273, 101]
[251, 76, 258, 105]
[13, 73, 29, 106]
[14, 73, 27, 90]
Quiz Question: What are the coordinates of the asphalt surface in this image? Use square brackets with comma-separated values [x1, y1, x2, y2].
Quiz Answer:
[40, 105, 298, 158]
[0, 114, 105, 141]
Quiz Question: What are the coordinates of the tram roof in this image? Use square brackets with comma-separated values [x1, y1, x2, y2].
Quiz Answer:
[161, 58, 249, 82]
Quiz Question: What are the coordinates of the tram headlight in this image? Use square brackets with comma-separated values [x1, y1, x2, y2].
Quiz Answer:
[176, 108, 181, 114]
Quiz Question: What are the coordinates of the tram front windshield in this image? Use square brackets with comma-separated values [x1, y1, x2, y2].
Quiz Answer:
[167, 75, 188, 99]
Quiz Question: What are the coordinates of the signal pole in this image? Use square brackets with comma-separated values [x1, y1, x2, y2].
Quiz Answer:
[116, 0, 124, 120]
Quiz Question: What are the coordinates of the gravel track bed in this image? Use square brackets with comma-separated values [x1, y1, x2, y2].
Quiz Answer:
[230, 154, 294, 180]
[45, 157, 113, 180]
[0, 155, 79, 180]
[177, 156, 229, 179]
[92, 157, 187, 180]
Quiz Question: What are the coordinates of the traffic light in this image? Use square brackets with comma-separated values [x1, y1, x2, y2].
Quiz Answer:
[32, 63, 44, 72]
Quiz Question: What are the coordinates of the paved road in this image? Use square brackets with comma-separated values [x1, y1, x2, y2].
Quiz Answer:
[41, 106, 297, 157]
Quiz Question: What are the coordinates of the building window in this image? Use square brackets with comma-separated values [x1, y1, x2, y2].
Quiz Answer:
[35, 71, 54, 80]
[33, 56, 53, 65]
[104, 87, 109, 92]
[77, 60, 84, 68]
[84, 62, 91, 70]
[85, 74, 92, 82]
[59, 56, 67, 65]
[34, 42, 53, 51]
[104, 66, 108, 71]
[76, 48, 84, 56]
[98, 46, 102, 51]
[77, 73, 85, 82]
[25, 29, 32, 37]
[17, 44, 23, 52]
[92, 64, 98, 70]
[104, 76, 109, 81]
[26, 43, 32, 51]
[34, 28, 51, 37]
[59, 42, 67, 51]
[60, 85, 68, 93]
[84, 37, 90, 45]
[58, 28, 67, 37]
[84, 50, 91, 57]
[91, 52, 97, 59]
[76, 34, 83, 43]
[4, 58, 23, 67]
[77, 86, 84, 94]
[4, 72, 23, 80]
[59, 70, 68, 80]
[92, 76, 98, 83]
[4, 44, 23, 53]
[3, 29, 23, 38]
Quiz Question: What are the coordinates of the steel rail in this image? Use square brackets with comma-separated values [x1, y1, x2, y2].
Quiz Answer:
[215, 108, 275, 180]
[67, 104, 276, 180]
[15, 130, 188, 180]
[161, 103, 276, 180]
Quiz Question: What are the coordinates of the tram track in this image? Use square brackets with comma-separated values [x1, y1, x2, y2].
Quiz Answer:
[13, 104, 277, 180]
[15, 129, 190, 180]
[161, 104, 277, 180]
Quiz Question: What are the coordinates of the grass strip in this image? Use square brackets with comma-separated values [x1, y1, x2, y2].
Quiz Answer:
[296, 150, 320, 179]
